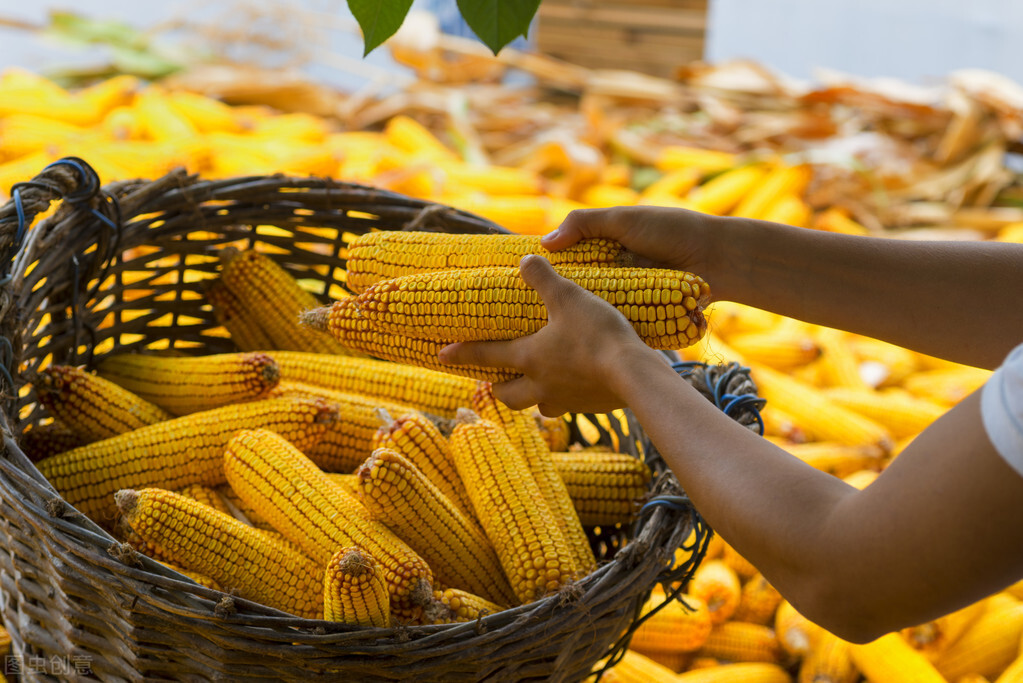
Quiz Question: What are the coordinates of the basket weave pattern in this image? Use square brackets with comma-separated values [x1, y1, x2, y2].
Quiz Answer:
[0, 160, 720, 681]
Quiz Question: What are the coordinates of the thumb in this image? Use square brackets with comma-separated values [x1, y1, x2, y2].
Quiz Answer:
[519, 254, 578, 316]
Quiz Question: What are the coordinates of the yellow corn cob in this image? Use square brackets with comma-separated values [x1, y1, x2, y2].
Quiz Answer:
[134, 86, 201, 142]
[690, 560, 742, 626]
[117, 488, 322, 618]
[351, 264, 711, 349]
[686, 165, 769, 216]
[308, 297, 520, 383]
[727, 329, 822, 370]
[165, 90, 242, 134]
[356, 447, 516, 606]
[344, 231, 626, 294]
[77, 74, 138, 115]
[706, 302, 782, 338]
[36, 364, 172, 441]
[777, 441, 884, 479]
[902, 599, 989, 661]
[798, 632, 857, 683]
[426, 587, 506, 624]
[157, 560, 222, 591]
[17, 423, 85, 461]
[222, 428, 433, 617]
[383, 114, 460, 164]
[549, 450, 651, 526]
[720, 539, 760, 581]
[206, 280, 275, 352]
[848, 336, 921, 388]
[215, 485, 276, 531]
[775, 600, 824, 657]
[323, 547, 391, 628]
[760, 406, 810, 443]
[996, 635, 1023, 683]
[175, 484, 230, 516]
[324, 473, 360, 498]
[268, 380, 422, 473]
[472, 383, 596, 575]
[812, 207, 870, 236]
[760, 194, 812, 228]
[734, 573, 783, 626]
[631, 591, 713, 654]
[849, 632, 949, 683]
[751, 363, 894, 451]
[595, 649, 683, 682]
[843, 468, 880, 489]
[822, 387, 947, 439]
[902, 367, 992, 407]
[1007, 579, 1023, 601]
[640, 167, 702, 203]
[37, 397, 335, 525]
[372, 410, 474, 518]
[269, 350, 477, 419]
[814, 327, 872, 390]
[697, 621, 783, 663]
[655, 146, 738, 173]
[961, 677, 994, 683]
[674, 663, 793, 683]
[934, 594, 1023, 680]
[448, 409, 575, 603]
[732, 163, 813, 220]
[440, 162, 543, 196]
[581, 184, 640, 207]
[95, 351, 281, 416]
[216, 248, 352, 355]
[534, 409, 570, 452]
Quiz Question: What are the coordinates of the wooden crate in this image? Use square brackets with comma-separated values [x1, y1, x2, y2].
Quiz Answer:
[536, 0, 708, 78]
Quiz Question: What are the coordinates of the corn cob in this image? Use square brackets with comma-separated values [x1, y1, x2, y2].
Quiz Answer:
[326, 473, 361, 499]
[17, 423, 86, 461]
[595, 649, 683, 682]
[323, 547, 391, 627]
[1008, 579, 1023, 601]
[448, 409, 575, 603]
[934, 594, 1023, 680]
[95, 352, 281, 416]
[640, 167, 702, 203]
[36, 364, 172, 441]
[814, 327, 872, 390]
[823, 387, 947, 440]
[269, 350, 477, 419]
[686, 165, 769, 215]
[848, 336, 920, 388]
[697, 621, 783, 663]
[690, 560, 742, 626]
[372, 410, 474, 518]
[37, 396, 335, 525]
[157, 560, 222, 591]
[117, 488, 322, 618]
[356, 447, 516, 606]
[751, 363, 894, 451]
[549, 450, 651, 526]
[996, 636, 1023, 683]
[727, 330, 822, 370]
[216, 484, 275, 531]
[344, 231, 626, 294]
[351, 265, 710, 350]
[777, 441, 884, 479]
[216, 247, 351, 355]
[675, 663, 792, 682]
[222, 428, 433, 617]
[775, 600, 824, 657]
[426, 587, 506, 624]
[720, 540, 759, 581]
[706, 302, 781, 338]
[175, 484, 230, 516]
[734, 573, 783, 626]
[120, 484, 233, 561]
[902, 367, 992, 407]
[849, 632, 949, 683]
[268, 380, 422, 473]
[472, 383, 596, 575]
[534, 409, 570, 452]
[761, 194, 812, 228]
[843, 468, 880, 490]
[901, 599, 989, 661]
[307, 297, 520, 383]
[631, 591, 713, 654]
[655, 146, 738, 173]
[798, 631, 857, 683]
[760, 406, 810, 443]
[206, 280, 275, 352]
[732, 163, 813, 220]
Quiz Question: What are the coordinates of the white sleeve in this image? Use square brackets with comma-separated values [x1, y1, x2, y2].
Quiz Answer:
[980, 341, 1023, 479]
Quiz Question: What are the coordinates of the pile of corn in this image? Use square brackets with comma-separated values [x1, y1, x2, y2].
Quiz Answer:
[5, 66, 1023, 679]
[23, 235, 673, 627]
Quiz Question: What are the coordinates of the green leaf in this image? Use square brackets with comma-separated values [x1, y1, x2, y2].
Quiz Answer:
[348, 0, 414, 56]
[456, 0, 541, 54]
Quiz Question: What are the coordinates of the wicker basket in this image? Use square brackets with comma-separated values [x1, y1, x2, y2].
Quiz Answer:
[0, 158, 761, 681]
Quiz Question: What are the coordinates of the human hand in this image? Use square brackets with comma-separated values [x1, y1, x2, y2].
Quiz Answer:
[543, 206, 722, 278]
[438, 254, 667, 416]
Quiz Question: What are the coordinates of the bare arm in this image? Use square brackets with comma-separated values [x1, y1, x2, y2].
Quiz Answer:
[545, 208, 1023, 369]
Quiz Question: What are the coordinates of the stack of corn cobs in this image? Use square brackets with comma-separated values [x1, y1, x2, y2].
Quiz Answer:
[26, 231, 690, 627]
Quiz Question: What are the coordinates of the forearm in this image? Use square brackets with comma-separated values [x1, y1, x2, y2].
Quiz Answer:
[705, 216, 1023, 368]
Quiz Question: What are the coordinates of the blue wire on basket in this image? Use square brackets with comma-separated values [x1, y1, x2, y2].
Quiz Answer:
[670, 359, 766, 435]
